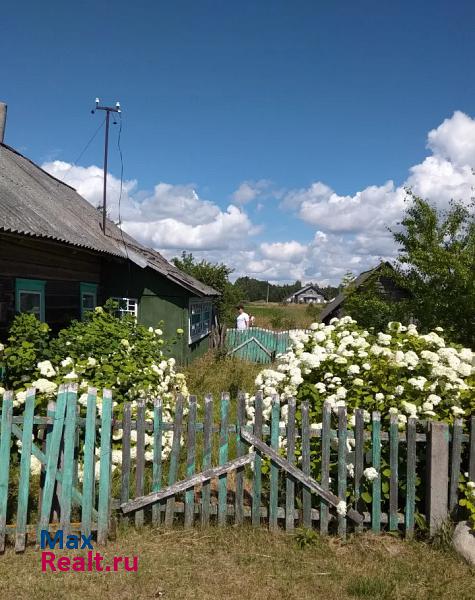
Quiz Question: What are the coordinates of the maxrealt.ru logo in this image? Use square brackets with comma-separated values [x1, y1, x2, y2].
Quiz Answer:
[40, 530, 138, 573]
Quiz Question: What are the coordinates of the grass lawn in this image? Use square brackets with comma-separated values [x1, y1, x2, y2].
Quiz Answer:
[0, 526, 473, 600]
[243, 302, 323, 330]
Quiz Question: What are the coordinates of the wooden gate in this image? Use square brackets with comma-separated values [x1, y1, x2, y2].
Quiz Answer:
[0, 385, 112, 551]
[226, 327, 310, 363]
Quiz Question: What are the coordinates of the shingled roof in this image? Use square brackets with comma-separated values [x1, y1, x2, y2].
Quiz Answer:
[0, 143, 218, 297]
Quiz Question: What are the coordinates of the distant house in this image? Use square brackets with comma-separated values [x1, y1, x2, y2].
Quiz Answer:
[319, 262, 407, 324]
[286, 284, 326, 304]
[0, 139, 218, 365]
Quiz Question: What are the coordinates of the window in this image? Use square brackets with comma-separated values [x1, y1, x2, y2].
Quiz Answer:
[15, 278, 45, 321]
[189, 300, 212, 343]
[80, 283, 98, 319]
[112, 297, 138, 318]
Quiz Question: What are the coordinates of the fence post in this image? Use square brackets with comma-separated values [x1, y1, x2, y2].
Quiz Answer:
[426, 421, 449, 535]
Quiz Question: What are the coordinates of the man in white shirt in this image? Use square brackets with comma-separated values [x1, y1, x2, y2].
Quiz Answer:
[236, 304, 250, 330]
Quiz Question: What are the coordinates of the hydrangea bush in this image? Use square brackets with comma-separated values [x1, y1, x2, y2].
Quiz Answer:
[247, 316, 475, 513]
[1, 304, 188, 476]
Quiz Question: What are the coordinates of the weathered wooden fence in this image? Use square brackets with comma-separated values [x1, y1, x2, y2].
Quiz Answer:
[1, 386, 475, 552]
[226, 327, 309, 363]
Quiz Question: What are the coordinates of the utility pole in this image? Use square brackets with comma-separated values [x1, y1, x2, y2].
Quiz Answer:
[92, 98, 121, 234]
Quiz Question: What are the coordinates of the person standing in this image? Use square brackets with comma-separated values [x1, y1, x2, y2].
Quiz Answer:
[236, 304, 250, 329]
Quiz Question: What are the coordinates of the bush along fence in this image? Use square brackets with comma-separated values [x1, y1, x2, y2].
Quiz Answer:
[226, 327, 309, 363]
[1, 385, 475, 551]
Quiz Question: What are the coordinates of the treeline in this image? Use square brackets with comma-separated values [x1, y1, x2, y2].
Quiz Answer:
[235, 277, 339, 303]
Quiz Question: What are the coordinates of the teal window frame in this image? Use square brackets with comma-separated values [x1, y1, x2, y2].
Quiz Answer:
[15, 278, 46, 321]
[80, 282, 98, 319]
[189, 299, 213, 344]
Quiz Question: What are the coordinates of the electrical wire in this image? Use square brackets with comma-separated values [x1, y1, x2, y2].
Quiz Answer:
[72, 117, 105, 166]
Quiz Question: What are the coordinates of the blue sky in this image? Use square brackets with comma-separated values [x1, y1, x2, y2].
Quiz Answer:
[2, 1, 475, 283]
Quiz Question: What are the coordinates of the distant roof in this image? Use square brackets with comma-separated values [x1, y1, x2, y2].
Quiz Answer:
[319, 262, 393, 322]
[287, 284, 326, 299]
[0, 143, 217, 297]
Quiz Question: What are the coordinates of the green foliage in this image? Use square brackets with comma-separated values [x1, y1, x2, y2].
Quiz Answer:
[295, 528, 320, 549]
[172, 251, 244, 326]
[459, 477, 475, 530]
[3, 313, 51, 389]
[344, 277, 411, 332]
[392, 192, 475, 346]
[235, 277, 303, 303]
[3, 304, 187, 415]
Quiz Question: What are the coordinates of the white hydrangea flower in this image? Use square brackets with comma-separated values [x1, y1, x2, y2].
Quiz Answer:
[38, 360, 56, 378]
[363, 467, 379, 481]
[336, 500, 347, 516]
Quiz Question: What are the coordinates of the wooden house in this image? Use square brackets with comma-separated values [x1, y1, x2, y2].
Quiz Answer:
[285, 284, 326, 304]
[319, 262, 407, 324]
[0, 141, 218, 365]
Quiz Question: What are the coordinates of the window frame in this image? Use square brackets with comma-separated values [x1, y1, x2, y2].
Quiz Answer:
[80, 282, 98, 319]
[15, 278, 46, 321]
[111, 297, 139, 319]
[189, 298, 213, 344]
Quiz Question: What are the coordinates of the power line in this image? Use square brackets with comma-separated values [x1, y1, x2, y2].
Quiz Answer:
[72, 117, 105, 166]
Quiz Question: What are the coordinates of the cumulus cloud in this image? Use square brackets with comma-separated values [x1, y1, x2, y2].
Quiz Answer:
[44, 111, 475, 285]
[43, 161, 259, 251]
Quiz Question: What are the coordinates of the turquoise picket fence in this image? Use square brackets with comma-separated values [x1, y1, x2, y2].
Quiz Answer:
[226, 327, 309, 363]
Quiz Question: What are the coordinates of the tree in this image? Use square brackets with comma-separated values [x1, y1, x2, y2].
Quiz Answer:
[391, 192, 475, 346]
[340, 271, 356, 289]
[343, 192, 475, 345]
[172, 252, 244, 326]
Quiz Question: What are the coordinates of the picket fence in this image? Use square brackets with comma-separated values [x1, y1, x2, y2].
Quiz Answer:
[1, 384, 475, 552]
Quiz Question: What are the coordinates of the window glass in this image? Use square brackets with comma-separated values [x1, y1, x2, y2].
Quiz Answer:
[82, 293, 95, 311]
[112, 297, 138, 318]
[19, 291, 41, 317]
[189, 300, 212, 343]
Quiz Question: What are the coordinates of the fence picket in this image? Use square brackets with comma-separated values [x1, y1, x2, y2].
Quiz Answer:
[97, 389, 113, 545]
[301, 400, 311, 529]
[0, 391, 13, 552]
[201, 395, 213, 527]
[185, 396, 197, 528]
[38, 386, 67, 540]
[60, 385, 78, 535]
[449, 418, 463, 513]
[15, 389, 36, 552]
[82, 388, 97, 538]
[251, 392, 263, 527]
[135, 399, 146, 528]
[371, 412, 382, 533]
[389, 413, 399, 531]
[337, 406, 347, 538]
[269, 395, 280, 531]
[120, 401, 131, 525]
[320, 402, 331, 535]
[469, 416, 475, 482]
[152, 398, 163, 525]
[218, 393, 230, 526]
[354, 409, 364, 533]
[285, 398, 296, 532]
[234, 392, 245, 525]
[165, 394, 184, 527]
[405, 417, 417, 538]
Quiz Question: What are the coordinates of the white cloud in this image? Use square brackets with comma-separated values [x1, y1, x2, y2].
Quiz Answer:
[231, 179, 278, 204]
[44, 111, 475, 285]
[42, 161, 259, 251]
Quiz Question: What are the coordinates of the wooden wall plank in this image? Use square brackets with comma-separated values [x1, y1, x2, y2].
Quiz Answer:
[135, 399, 146, 528]
[120, 402, 131, 525]
[320, 402, 331, 535]
[354, 409, 364, 533]
[405, 417, 417, 538]
[301, 400, 311, 530]
[234, 392, 245, 526]
[251, 392, 263, 527]
[218, 393, 230, 526]
[337, 407, 347, 538]
[389, 413, 399, 531]
[59, 386, 78, 536]
[371, 412, 382, 533]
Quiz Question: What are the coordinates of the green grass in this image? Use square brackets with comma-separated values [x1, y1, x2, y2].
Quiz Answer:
[0, 527, 474, 600]
[243, 302, 323, 330]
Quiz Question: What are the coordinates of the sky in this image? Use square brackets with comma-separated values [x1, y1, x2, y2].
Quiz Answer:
[2, 1, 475, 285]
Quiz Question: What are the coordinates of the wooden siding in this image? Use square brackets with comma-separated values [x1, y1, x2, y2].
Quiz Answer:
[0, 233, 101, 335]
